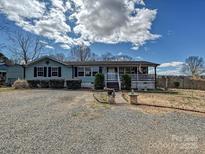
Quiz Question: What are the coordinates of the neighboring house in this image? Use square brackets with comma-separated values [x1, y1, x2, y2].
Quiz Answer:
[6, 65, 24, 85]
[0, 63, 8, 84]
[5, 56, 159, 90]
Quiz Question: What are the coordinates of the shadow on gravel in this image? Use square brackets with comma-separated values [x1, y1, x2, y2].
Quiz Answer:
[135, 103, 205, 115]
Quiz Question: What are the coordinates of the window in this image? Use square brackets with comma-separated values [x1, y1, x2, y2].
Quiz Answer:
[51, 67, 58, 76]
[125, 67, 131, 74]
[138, 67, 148, 74]
[131, 67, 136, 74]
[37, 67, 44, 76]
[85, 67, 91, 76]
[78, 67, 84, 76]
[92, 67, 99, 76]
[142, 67, 148, 74]
[119, 67, 124, 75]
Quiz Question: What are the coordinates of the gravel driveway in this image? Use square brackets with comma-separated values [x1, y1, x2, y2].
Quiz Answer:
[0, 89, 205, 154]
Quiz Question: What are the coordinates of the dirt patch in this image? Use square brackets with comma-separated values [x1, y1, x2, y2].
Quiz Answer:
[121, 89, 205, 115]
[137, 89, 205, 113]
[0, 87, 15, 93]
[131, 105, 173, 115]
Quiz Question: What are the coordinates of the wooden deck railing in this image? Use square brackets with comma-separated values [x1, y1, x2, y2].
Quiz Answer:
[106, 73, 155, 81]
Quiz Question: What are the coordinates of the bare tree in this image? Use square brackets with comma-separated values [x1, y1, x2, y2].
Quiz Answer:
[9, 31, 45, 64]
[101, 52, 114, 61]
[182, 56, 205, 78]
[50, 53, 66, 61]
[71, 44, 91, 61]
[0, 23, 8, 49]
[0, 52, 12, 64]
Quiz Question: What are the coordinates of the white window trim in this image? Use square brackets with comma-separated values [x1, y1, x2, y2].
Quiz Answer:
[51, 67, 58, 77]
[37, 66, 44, 77]
[85, 66, 91, 77]
[77, 66, 85, 77]
[77, 66, 99, 77]
[91, 67, 99, 76]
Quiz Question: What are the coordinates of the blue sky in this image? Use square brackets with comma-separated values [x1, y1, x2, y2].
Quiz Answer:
[0, 0, 205, 75]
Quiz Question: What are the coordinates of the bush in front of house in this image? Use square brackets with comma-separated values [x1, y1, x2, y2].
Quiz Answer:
[94, 73, 105, 90]
[28, 80, 49, 88]
[174, 81, 180, 88]
[12, 79, 29, 89]
[28, 80, 40, 88]
[121, 74, 131, 90]
[66, 79, 82, 89]
[40, 80, 49, 88]
[49, 80, 65, 89]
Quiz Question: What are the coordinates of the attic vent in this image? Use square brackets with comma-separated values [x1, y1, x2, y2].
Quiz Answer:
[46, 61, 50, 65]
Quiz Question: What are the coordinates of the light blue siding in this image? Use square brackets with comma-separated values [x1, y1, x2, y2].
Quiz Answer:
[6, 65, 24, 84]
[25, 59, 72, 80]
[76, 76, 95, 83]
[73, 66, 101, 88]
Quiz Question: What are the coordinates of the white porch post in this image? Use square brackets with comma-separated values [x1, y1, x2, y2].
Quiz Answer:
[117, 67, 121, 90]
[104, 67, 107, 88]
[137, 66, 139, 81]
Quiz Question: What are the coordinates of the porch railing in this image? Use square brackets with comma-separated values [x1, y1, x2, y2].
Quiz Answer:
[106, 73, 155, 81]
[107, 73, 118, 81]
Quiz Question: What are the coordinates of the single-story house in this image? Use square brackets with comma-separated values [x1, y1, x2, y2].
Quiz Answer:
[5, 56, 159, 90]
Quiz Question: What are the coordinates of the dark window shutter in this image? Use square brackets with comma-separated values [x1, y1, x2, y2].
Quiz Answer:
[99, 67, 102, 73]
[48, 67, 51, 77]
[58, 67, 61, 77]
[75, 67, 77, 77]
[115, 67, 117, 73]
[34, 67, 37, 77]
[44, 67, 47, 77]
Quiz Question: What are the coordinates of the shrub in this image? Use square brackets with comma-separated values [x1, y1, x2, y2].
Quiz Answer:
[121, 74, 131, 90]
[40, 80, 49, 88]
[94, 73, 105, 90]
[49, 80, 65, 89]
[28, 80, 50, 88]
[12, 80, 29, 89]
[27, 80, 40, 88]
[174, 81, 180, 88]
[66, 80, 81, 89]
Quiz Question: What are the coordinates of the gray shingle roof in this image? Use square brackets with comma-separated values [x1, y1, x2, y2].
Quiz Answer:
[26, 56, 159, 67]
[65, 61, 159, 67]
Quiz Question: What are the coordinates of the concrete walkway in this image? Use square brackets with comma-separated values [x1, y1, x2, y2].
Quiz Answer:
[115, 92, 128, 105]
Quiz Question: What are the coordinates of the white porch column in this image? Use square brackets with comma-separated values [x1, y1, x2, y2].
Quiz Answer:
[117, 67, 121, 90]
[137, 66, 139, 81]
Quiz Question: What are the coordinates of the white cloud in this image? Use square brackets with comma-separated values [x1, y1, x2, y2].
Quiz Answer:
[117, 52, 123, 56]
[0, 0, 45, 20]
[136, 56, 143, 60]
[45, 45, 54, 50]
[0, 0, 73, 46]
[73, 0, 160, 48]
[158, 61, 184, 75]
[159, 61, 184, 68]
[157, 69, 183, 76]
[0, 0, 159, 50]
[60, 44, 71, 49]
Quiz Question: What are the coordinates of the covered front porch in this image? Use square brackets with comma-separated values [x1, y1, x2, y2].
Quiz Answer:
[105, 66, 157, 90]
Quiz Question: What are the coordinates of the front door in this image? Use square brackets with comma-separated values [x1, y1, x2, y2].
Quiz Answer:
[107, 67, 117, 73]
[107, 67, 118, 81]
